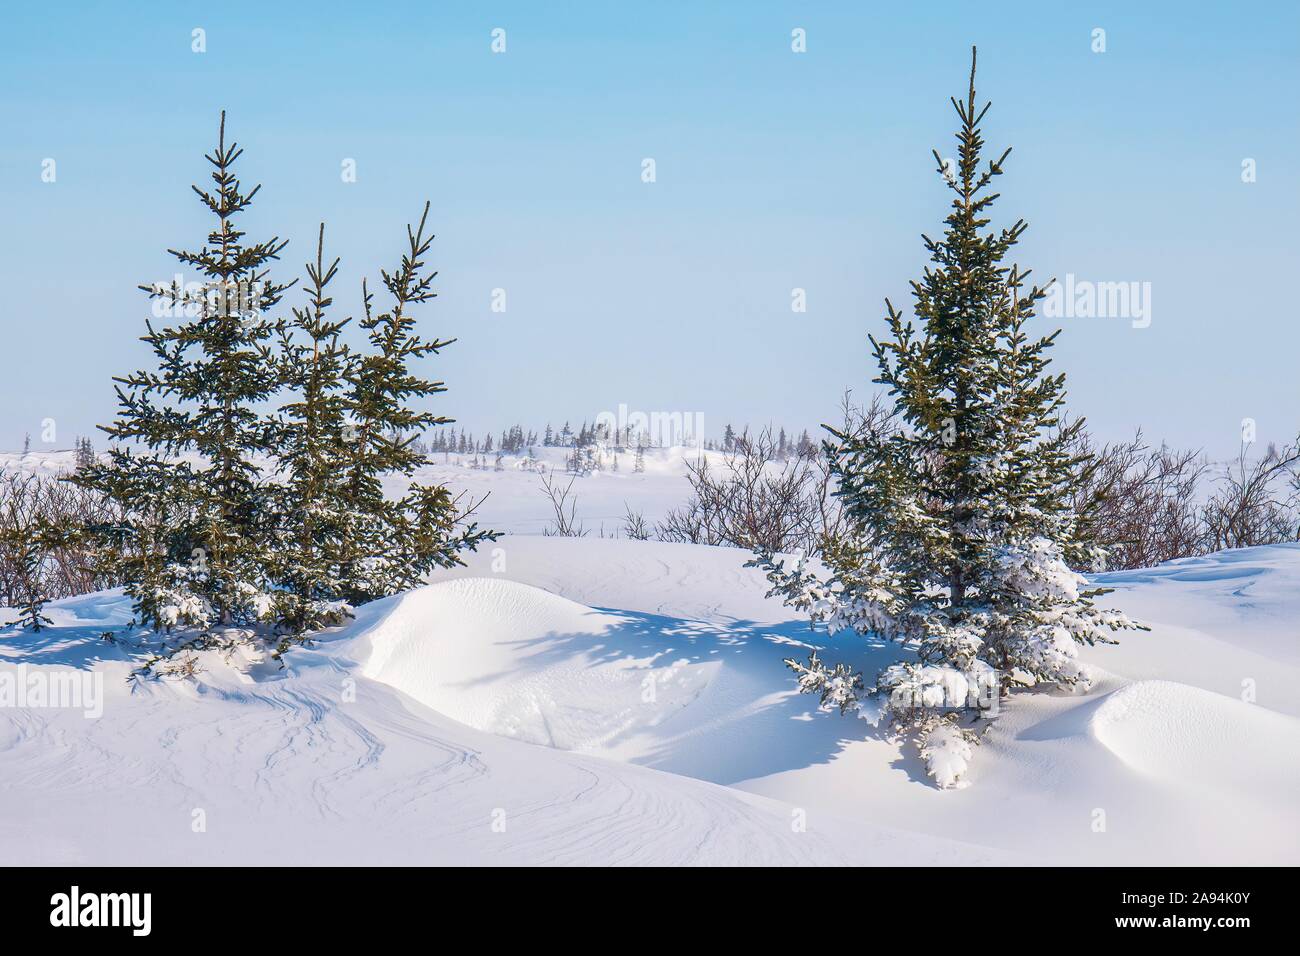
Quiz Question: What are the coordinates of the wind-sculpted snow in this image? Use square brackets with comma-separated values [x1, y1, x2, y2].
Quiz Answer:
[358, 578, 720, 751]
[437, 537, 1300, 863]
[0, 580, 1006, 865]
[1088, 679, 1300, 795]
[1, 534, 1297, 864]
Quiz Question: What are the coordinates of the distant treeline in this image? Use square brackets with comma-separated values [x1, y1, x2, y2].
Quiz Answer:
[417, 420, 820, 459]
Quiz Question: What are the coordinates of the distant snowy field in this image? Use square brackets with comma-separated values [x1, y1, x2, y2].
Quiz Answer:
[3, 444, 706, 537]
[2, 449, 1297, 865]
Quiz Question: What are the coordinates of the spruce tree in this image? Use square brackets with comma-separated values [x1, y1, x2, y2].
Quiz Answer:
[268, 223, 357, 634]
[754, 49, 1142, 788]
[2, 518, 53, 632]
[337, 202, 493, 603]
[74, 111, 291, 632]
[74, 437, 96, 471]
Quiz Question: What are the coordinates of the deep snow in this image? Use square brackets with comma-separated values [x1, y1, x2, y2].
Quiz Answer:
[1, 449, 1297, 865]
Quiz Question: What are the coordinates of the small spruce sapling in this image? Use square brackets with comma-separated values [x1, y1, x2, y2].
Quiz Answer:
[2, 518, 54, 631]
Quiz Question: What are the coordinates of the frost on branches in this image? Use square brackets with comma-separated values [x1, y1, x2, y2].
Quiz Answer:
[751, 50, 1143, 789]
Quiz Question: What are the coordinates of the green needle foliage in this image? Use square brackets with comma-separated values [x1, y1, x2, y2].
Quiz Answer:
[267, 223, 357, 635]
[2, 517, 55, 632]
[753, 49, 1143, 788]
[336, 202, 495, 605]
[73, 115, 493, 664]
[73, 110, 292, 632]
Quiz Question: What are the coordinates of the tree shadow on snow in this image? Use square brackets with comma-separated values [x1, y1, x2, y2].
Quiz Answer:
[0, 622, 138, 671]
[485, 607, 917, 786]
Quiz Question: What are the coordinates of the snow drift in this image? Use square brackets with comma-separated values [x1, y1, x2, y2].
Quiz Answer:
[358, 577, 718, 751]
[1089, 679, 1300, 796]
[3, 534, 1298, 865]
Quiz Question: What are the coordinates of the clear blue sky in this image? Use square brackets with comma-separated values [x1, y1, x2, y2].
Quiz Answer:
[1, 1, 1296, 457]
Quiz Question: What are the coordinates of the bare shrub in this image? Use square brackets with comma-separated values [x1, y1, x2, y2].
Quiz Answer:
[1066, 426, 1300, 569]
[658, 394, 893, 556]
[0, 470, 126, 606]
[1067, 429, 1210, 570]
[622, 505, 651, 541]
[539, 472, 586, 537]
[1202, 441, 1300, 552]
[655, 432, 816, 552]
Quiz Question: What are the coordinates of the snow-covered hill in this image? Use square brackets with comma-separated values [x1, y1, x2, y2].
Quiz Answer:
[2, 533, 1297, 865]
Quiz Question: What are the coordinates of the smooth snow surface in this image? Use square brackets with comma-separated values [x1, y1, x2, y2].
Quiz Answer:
[1088, 680, 1299, 795]
[3, 451, 1298, 865]
[360, 577, 721, 752]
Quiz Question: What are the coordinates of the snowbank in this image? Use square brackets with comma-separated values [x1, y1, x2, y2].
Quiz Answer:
[2, 533, 1297, 865]
[358, 577, 718, 751]
[1089, 679, 1300, 795]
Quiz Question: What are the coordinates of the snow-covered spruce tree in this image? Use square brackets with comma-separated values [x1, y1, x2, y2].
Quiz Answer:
[336, 202, 494, 605]
[72, 111, 292, 635]
[266, 223, 357, 636]
[751, 48, 1143, 788]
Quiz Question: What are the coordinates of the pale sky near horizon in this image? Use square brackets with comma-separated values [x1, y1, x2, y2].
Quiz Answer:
[1, 1, 1296, 459]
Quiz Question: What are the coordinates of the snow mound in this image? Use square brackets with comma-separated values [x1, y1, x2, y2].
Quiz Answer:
[1089, 679, 1300, 794]
[359, 577, 719, 751]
